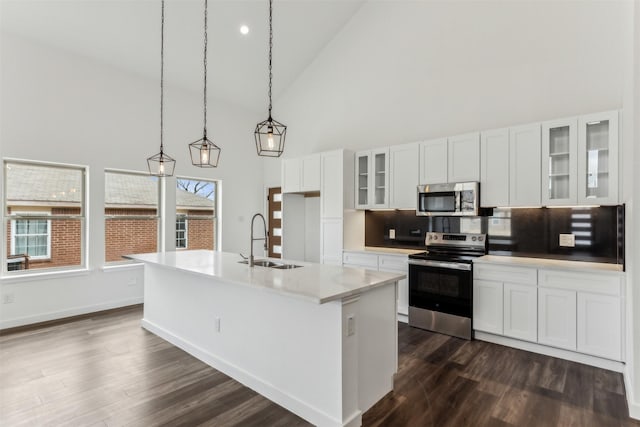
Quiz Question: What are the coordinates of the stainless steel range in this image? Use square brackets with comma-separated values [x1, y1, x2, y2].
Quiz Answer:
[408, 232, 487, 340]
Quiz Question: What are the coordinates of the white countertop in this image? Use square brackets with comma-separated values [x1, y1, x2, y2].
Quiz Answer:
[474, 255, 624, 273]
[127, 250, 405, 304]
[345, 247, 424, 256]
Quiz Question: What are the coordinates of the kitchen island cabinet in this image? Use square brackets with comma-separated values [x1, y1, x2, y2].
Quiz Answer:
[128, 250, 404, 427]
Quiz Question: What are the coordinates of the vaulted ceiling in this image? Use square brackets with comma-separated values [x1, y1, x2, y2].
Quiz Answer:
[0, 0, 365, 113]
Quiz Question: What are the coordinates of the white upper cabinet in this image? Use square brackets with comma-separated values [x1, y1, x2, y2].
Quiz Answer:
[282, 155, 320, 194]
[389, 142, 419, 209]
[448, 132, 480, 182]
[418, 135, 479, 185]
[355, 151, 370, 209]
[542, 118, 578, 206]
[480, 128, 510, 207]
[419, 138, 448, 184]
[577, 110, 619, 205]
[301, 155, 321, 193]
[355, 148, 389, 209]
[509, 123, 542, 207]
[282, 158, 301, 193]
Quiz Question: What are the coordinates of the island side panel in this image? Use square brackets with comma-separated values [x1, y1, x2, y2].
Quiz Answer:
[354, 281, 398, 413]
[141, 263, 348, 427]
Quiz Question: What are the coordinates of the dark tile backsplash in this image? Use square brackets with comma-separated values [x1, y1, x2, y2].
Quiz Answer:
[365, 206, 624, 265]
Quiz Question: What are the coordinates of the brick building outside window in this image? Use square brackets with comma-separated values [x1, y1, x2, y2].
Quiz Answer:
[5, 162, 85, 271]
[4, 163, 216, 271]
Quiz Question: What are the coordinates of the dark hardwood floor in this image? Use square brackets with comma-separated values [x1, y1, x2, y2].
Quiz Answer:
[0, 305, 637, 426]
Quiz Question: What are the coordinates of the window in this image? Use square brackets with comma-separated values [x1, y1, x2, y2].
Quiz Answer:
[105, 170, 159, 263]
[176, 178, 217, 250]
[176, 217, 187, 249]
[3, 160, 86, 273]
[11, 214, 51, 259]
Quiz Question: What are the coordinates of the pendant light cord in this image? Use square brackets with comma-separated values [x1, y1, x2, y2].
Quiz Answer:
[203, 0, 208, 134]
[268, 0, 273, 119]
[160, 0, 165, 154]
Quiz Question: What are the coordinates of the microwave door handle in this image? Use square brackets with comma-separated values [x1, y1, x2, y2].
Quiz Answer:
[456, 192, 461, 212]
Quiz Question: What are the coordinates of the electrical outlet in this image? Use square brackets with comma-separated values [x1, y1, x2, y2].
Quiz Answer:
[2, 293, 15, 304]
[346, 315, 356, 337]
[215, 317, 221, 333]
[559, 234, 575, 247]
[389, 229, 396, 239]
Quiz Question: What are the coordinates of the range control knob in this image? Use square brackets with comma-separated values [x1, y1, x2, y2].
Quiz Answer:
[472, 236, 477, 241]
[479, 236, 484, 242]
[433, 235, 438, 240]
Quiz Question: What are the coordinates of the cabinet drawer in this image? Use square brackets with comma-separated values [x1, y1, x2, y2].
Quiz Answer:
[378, 255, 407, 272]
[342, 252, 378, 269]
[538, 269, 622, 296]
[474, 263, 537, 285]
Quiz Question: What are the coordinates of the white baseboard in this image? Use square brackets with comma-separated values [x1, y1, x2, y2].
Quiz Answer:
[0, 297, 143, 330]
[398, 313, 408, 324]
[141, 318, 352, 427]
[475, 331, 625, 373]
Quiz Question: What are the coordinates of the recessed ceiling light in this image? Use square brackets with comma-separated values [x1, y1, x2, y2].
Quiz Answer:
[240, 25, 249, 35]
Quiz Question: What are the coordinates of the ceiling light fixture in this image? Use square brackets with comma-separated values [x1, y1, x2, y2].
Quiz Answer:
[189, 0, 221, 168]
[240, 24, 249, 35]
[254, 0, 286, 157]
[148, 0, 176, 177]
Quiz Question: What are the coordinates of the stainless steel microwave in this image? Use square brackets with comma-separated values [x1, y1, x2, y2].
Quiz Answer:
[416, 182, 479, 216]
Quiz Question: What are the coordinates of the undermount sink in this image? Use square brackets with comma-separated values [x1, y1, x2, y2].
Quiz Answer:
[271, 263, 302, 269]
[239, 260, 302, 269]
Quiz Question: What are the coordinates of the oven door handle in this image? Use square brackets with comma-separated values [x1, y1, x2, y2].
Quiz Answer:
[408, 259, 472, 271]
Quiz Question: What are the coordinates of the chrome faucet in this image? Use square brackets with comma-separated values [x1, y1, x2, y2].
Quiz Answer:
[249, 213, 268, 267]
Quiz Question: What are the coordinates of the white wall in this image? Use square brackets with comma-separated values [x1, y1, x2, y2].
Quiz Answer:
[265, 0, 630, 185]
[0, 33, 265, 328]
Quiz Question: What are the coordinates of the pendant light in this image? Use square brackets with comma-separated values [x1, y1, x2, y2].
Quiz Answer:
[189, 0, 221, 167]
[254, 0, 286, 157]
[148, 0, 176, 177]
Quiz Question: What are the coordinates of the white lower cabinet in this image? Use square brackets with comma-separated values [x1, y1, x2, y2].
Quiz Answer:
[503, 282, 537, 342]
[474, 261, 623, 365]
[538, 287, 577, 351]
[577, 292, 622, 360]
[343, 251, 408, 317]
[473, 279, 503, 335]
[379, 255, 409, 317]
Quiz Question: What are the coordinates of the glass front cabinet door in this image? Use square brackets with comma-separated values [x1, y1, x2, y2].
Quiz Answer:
[577, 111, 619, 205]
[355, 152, 370, 209]
[355, 148, 389, 209]
[542, 118, 578, 206]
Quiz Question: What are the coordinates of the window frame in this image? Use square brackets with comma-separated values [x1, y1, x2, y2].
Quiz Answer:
[2, 159, 87, 275]
[176, 216, 188, 249]
[175, 176, 219, 251]
[10, 211, 52, 260]
[104, 168, 161, 265]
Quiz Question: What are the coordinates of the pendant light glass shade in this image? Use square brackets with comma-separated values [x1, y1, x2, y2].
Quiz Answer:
[255, 117, 286, 157]
[148, 0, 175, 177]
[147, 151, 176, 177]
[190, 0, 221, 167]
[189, 132, 221, 167]
[254, 0, 286, 158]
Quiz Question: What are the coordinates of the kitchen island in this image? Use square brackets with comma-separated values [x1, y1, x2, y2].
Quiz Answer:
[127, 250, 404, 427]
